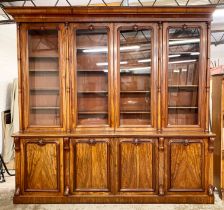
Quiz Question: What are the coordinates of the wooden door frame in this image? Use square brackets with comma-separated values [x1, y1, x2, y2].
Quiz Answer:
[20, 23, 67, 132]
[114, 23, 158, 131]
[69, 23, 114, 131]
[161, 22, 208, 132]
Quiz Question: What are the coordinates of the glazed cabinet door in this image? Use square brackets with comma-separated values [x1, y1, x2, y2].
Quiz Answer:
[162, 23, 207, 131]
[21, 138, 63, 195]
[70, 138, 112, 194]
[70, 23, 114, 130]
[117, 138, 158, 193]
[114, 23, 158, 131]
[20, 23, 67, 131]
[165, 138, 207, 193]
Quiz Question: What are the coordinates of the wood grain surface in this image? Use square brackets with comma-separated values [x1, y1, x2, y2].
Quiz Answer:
[8, 6, 215, 204]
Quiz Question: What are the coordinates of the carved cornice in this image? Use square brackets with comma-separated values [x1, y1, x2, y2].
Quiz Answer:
[5, 6, 215, 23]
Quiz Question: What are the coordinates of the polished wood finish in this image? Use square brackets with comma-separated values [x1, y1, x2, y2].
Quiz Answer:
[20, 138, 64, 195]
[13, 134, 215, 203]
[69, 23, 114, 130]
[19, 23, 67, 132]
[7, 6, 215, 204]
[118, 138, 157, 192]
[5, 7, 214, 22]
[162, 22, 207, 131]
[114, 23, 157, 130]
[166, 139, 205, 192]
[212, 75, 224, 199]
[70, 138, 111, 193]
[22, 139, 61, 192]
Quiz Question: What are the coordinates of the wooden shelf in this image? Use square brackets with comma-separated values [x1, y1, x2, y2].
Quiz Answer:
[78, 91, 108, 94]
[169, 38, 200, 40]
[168, 106, 198, 109]
[29, 55, 58, 59]
[121, 90, 150, 93]
[31, 106, 60, 110]
[78, 70, 108, 72]
[77, 49, 108, 54]
[120, 71, 150, 75]
[120, 48, 150, 54]
[79, 111, 108, 115]
[168, 85, 198, 88]
[29, 69, 58, 72]
[120, 111, 150, 114]
[30, 88, 59, 91]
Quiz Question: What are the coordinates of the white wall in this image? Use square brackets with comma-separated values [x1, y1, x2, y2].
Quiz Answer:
[0, 24, 18, 153]
[211, 44, 224, 67]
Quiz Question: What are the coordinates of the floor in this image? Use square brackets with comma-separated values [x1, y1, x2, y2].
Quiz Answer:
[1, 174, 224, 210]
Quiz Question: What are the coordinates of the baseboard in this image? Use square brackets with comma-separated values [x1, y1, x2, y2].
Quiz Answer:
[13, 194, 214, 204]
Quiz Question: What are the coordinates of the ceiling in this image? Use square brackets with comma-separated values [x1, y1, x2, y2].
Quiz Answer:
[1, 0, 224, 7]
[0, 0, 224, 45]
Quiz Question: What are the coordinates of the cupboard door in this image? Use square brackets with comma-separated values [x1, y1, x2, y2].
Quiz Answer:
[162, 23, 207, 130]
[70, 23, 114, 129]
[21, 24, 66, 131]
[114, 23, 158, 130]
[118, 138, 157, 193]
[22, 138, 63, 194]
[166, 139, 205, 192]
[70, 138, 111, 193]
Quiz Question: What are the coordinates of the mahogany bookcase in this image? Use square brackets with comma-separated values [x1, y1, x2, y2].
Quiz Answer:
[6, 6, 215, 204]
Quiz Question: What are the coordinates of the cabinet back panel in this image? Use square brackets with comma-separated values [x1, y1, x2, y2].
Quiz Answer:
[78, 95, 108, 112]
[30, 110, 60, 126]
[168, 90, 198, 107]
[121, 74, 150, 91]
[167, 27, 200, 126]
[30, 73, 59, 89]
[29, 58, 58, 70]
[120, 113, 150, 125]
[77, 72, 108, 92]
[78, 114, 108, 125]
[120, 93, 150, 112]
[30, 93, 59, 107]
[27, 29, 62, 128]
[168, 110, 198, 125]
[77, 54, 108, 71]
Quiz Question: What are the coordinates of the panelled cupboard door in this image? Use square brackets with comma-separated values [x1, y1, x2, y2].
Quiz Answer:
[162, 23, 207, 131]
[21, 138, 63, 195]
[165, 139, 205, 193]
[70, 138, 111, 194]
[118, 138, 158, 193]
[69, 23, 114, 131]
[114, 23, 158, 131]
[20, 23, 67, 132]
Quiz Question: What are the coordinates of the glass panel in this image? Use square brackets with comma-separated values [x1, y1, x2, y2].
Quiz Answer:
[168, 27, 200, 125]
[28, 29, 60, 126]
[119, 28, 152, 125]
[76, 28, 109, 125]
